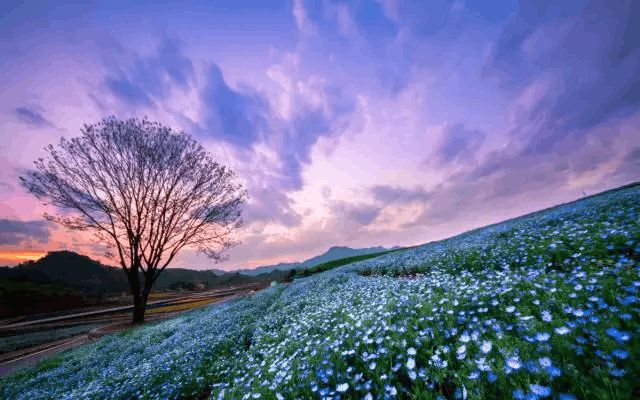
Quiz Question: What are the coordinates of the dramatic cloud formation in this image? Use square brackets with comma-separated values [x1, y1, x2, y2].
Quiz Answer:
[0, 219, 50, 246]
[0, 0, 638, 269]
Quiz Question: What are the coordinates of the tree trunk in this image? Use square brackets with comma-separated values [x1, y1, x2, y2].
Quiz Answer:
[132, 273, 154, 324]
[132, 296, 146, 324]
[128, 263, 146, 324]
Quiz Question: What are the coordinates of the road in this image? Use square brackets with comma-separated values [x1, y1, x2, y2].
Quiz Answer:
[0, 285, 259, 377]
[0, 335, 89, 376]
[1, 286, 255, 330]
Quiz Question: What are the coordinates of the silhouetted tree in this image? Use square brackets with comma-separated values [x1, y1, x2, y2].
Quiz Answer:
[21, 117, 246, 323]
[285, 269, 297, 282]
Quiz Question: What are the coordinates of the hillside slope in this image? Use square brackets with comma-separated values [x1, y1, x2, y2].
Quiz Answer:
[235, 245, 397, 275]
[2, 183, 639, 399]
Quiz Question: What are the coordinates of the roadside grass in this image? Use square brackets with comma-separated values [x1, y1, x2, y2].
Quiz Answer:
[146, 298, 221, 315]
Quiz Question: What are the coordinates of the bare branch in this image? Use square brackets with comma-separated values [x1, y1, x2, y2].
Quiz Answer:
[20, 117, 247, 323]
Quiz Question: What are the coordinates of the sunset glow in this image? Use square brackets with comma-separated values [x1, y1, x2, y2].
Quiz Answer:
[0, 1, 638, 270]
[0, 251, 46, 264]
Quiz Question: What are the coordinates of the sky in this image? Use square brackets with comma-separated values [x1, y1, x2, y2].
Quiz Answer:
[0, 0, 638, 270]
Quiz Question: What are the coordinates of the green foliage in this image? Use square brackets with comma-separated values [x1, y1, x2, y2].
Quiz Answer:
[302, 248, 408, 277]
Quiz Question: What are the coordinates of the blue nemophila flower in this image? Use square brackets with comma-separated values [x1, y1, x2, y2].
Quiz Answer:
[385, 385, 397, 395]
[506, 355, 523, 370]
[525, 360, 540, 373]
[538, 357, 551, 367]
[612, 349, 629, 359]
[546, 365, 562, 378]
[619, 313, 632, 320]
[513, 389, 525, 399]
[456, 345, 467, 359]
[506, 306, 516, 313]
[480, 340, 492, 354]
[610, 368, 626, 377]
[555, 326, 570, 335]
[407, 347, 417, 356]
[606, 328, 630, 343]
[530, 384, 552, 397]
[454, 385, 467, 400]
[535, 332, 551, 342]
[619, 295, 637, 305]
[406, 358, 415, 370]
[336, 383, 349, 392]
[475, 357, 491, 371]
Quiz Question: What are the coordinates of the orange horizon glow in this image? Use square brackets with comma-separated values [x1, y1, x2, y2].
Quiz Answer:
[0, 251, 46, 265]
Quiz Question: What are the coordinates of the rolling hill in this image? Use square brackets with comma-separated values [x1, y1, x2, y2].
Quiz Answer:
[3, 183, 639, 399]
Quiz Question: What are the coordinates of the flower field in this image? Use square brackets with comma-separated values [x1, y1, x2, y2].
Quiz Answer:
[2, 184, 639, 399]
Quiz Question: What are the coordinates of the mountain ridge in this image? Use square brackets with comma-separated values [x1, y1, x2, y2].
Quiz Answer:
[0, 245, 400, 290]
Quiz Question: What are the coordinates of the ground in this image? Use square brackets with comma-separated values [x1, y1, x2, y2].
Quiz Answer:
[1, 184, 639, 399]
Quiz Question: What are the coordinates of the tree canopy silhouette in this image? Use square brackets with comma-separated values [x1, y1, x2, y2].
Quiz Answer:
[20, 117, 246, 322]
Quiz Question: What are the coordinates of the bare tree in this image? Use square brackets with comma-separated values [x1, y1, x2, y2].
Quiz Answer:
[20, 117, 246, 323]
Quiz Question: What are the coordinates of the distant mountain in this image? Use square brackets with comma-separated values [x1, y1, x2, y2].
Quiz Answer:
[0, 246, 400, 292]
[301, 246, 389, 268]
[235, 245, 398, 275]
[233, 261, 302, 276]
[0, 251, 128, 293]
[0, 251, 285, 294]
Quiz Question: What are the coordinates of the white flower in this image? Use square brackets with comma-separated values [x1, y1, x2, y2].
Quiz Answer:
[406, 357, 416, 370]
[407, 347, 417, 355]
[535, 332, 551, 342]
[480, 340, 492, 354]
[539, 357, 552, 367]
[336, 383, 349, 393]
[506, 355, 522, 370]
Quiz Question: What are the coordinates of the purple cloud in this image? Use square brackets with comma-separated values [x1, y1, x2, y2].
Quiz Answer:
[14, 106, 53, 128]
[104, 38, 194, 107]
[370, 185, 430, 204]
[0, 219, 50, 245]
[433, 124, 485, 166]
[485, 0, 640, 154]
[200, 64, 267, 147]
